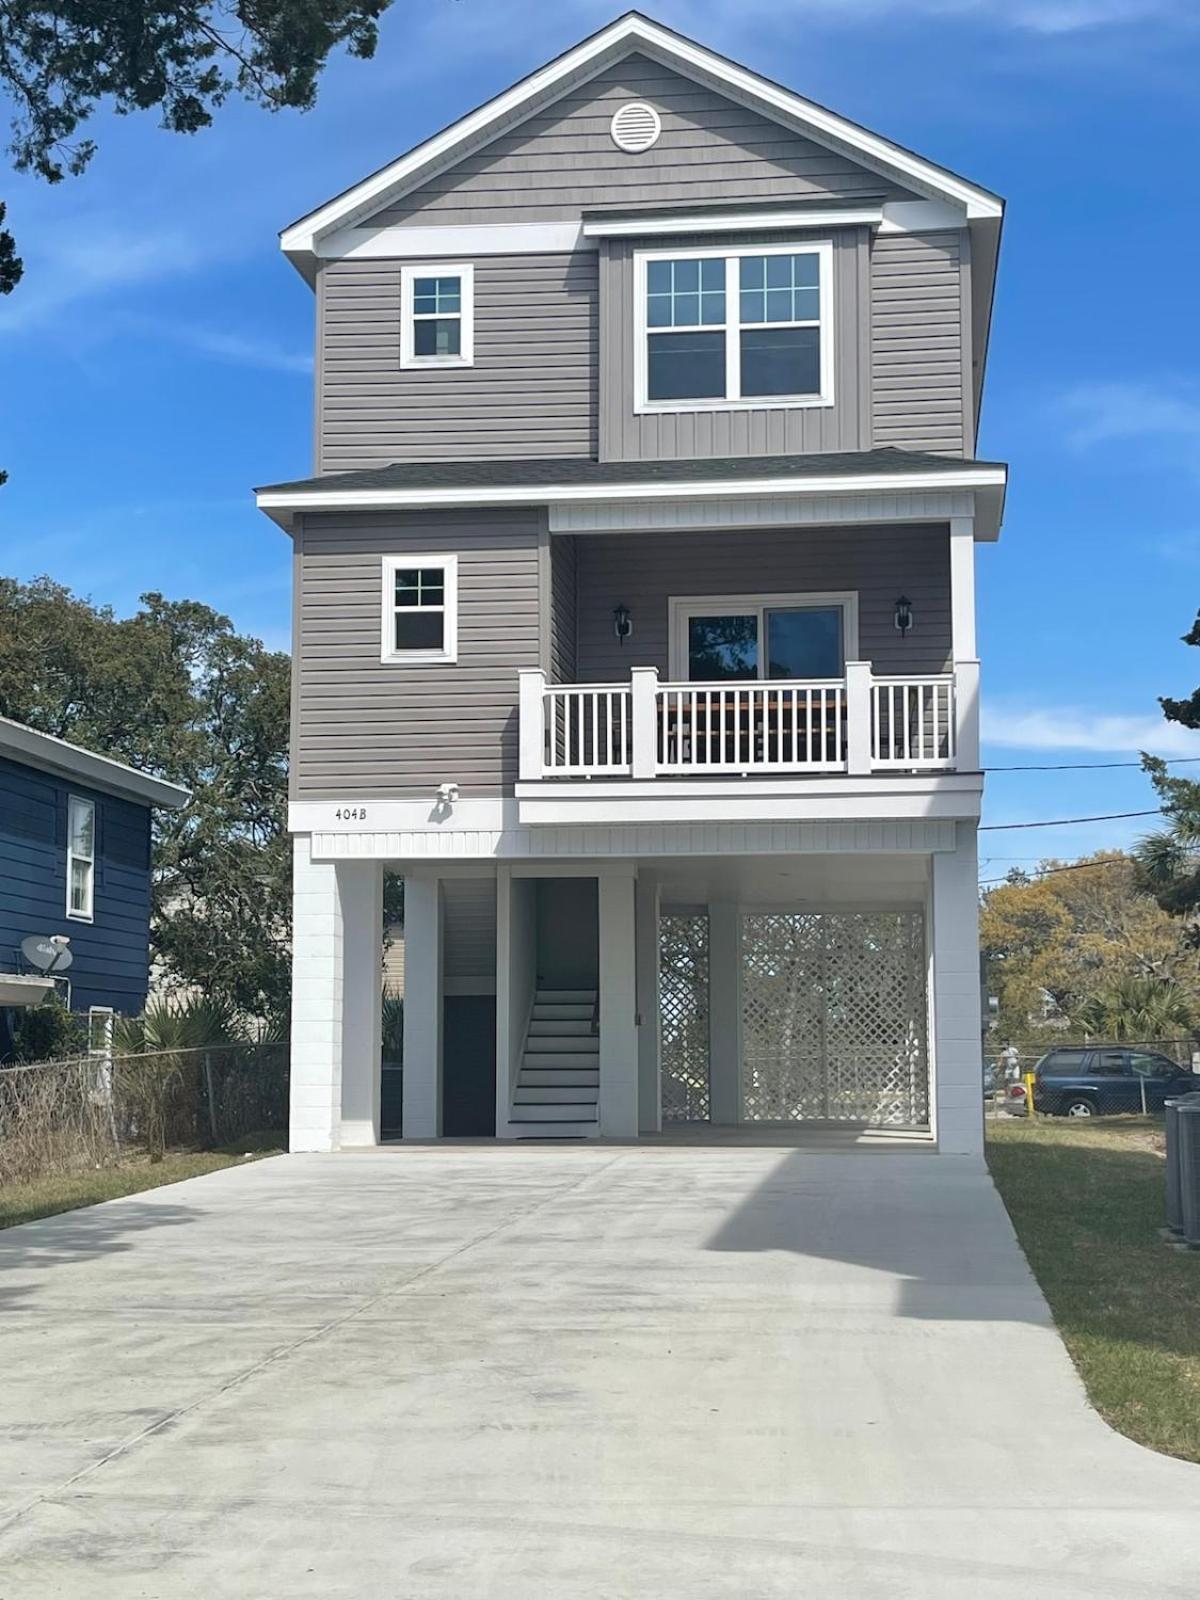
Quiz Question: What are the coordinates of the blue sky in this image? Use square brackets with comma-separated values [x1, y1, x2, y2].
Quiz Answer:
[2, 0, 1200, 876]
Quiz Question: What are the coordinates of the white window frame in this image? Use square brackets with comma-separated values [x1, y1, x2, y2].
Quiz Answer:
[66, 794, 95, 922]
[634, 241, 834, 414]
[668, 590, 859, 681]
[381, 553, 459, 664]
[88, 1006, 115, 1059]
[400, 262, 474, 369]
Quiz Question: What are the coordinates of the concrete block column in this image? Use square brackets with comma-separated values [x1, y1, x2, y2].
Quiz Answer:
[708, 899, 741, 1125]
[290, 835, 344, 1152]
[403, 871, 444, 1139]
[599, 866, 639, 1137]
[635, 873, 662, 1134]
[931, 824, 984, 1158]
[338, 860, 384, 1148]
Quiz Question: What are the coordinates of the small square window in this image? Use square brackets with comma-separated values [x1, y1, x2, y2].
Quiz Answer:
[382, 555, 458, 663]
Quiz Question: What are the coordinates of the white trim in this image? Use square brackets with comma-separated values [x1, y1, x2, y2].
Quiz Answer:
[399, 263, 474, 369]
[318, 221, 592, 260]
[668, 588, 859, 680]
[257, 466, 1008, 522]
[879, 200, 970, 235]
[66, 794, 95, 923]
[87, 1005, 116, 1058]
[380, 553, 459, 664]
[278, 15, 1001, 255]
[633, 241, 834, 414]
[585, 207, 882, 239]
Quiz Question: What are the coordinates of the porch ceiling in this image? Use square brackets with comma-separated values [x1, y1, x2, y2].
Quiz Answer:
[650, 850, 930, 909]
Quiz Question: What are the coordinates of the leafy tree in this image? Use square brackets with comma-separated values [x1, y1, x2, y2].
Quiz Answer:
[1135, 611, 1200, 921]
[0, 576, 290, 1024]
[980, 852, 1200, 1041]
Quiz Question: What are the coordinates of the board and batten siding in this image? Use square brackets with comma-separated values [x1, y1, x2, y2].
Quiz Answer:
[870, 231, 970, 456]
[369, 54, 914, 226]
[318, 253, 598, 473]
[600, 227, 871, 462]
[294, 510, 544, 799]
[573, 523, 952, 680]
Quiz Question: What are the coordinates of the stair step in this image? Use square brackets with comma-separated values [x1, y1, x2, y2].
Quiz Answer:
[519, 1068, 599, 1087]
[529, 1019, 593, 1036]
[515, 1089, 599, 1107]
[535, 989, 596, 1004]
[512, 1128, 596, 1141]
[531, 1004, 594, 1022]
[524, 1037, 598, 1055]
[509, 1103, 599, 1123]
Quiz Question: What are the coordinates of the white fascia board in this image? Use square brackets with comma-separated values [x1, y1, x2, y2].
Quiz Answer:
[280, 15, 1001, 258]
[582, 206, 883, 239]
[0, 715, 191, 809]
[258, 467, 1008, 526]
[317, 220, 591, 260]
[517, 787, 982, 828]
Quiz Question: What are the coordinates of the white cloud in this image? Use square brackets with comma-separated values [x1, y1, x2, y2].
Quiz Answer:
[0, 221, 207, 334]
[1060, 381, 1200, 455]
[130, 320, 313, 376]
[983, 702, 1200, 757]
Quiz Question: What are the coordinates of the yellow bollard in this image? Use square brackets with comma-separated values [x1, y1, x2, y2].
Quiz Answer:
[1024, 1070, 1036, 1119]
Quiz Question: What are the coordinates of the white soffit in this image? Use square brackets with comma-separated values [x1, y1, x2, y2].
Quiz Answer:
[280, 14, 1002, 263]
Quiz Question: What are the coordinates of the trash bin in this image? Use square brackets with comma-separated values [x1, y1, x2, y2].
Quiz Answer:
[1164, 1094, 1196, 1234]
[1174, 1094, 1200, 1248]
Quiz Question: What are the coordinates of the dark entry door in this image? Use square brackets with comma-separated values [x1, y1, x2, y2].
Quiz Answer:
[442, 995, 497, 1137]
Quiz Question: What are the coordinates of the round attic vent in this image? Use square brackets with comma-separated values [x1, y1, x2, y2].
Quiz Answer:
[610, 101, 661, 153]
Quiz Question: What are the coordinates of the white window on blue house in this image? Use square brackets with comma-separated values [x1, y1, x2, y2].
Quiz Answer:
[400, 263, 474, 368]
[635, 243, 833, 412]
[67, 795, 95, 921]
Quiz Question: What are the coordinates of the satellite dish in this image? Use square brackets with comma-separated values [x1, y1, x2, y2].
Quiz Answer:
[22, 935, 73, 974]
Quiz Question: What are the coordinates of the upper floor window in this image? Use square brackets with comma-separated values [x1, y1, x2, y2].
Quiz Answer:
[635, 243, 833, 413]
[67, 795, 95, 921]
[381, 554, 458, 664]
[400, 263, 474, 368]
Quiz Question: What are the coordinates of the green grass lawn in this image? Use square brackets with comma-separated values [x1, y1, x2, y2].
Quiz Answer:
[988, 1114, 1200, 1462]
[0, 1133, 284, 1230]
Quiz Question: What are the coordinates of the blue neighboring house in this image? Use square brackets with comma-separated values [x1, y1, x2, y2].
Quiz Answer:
[0, 716, 190, 1056]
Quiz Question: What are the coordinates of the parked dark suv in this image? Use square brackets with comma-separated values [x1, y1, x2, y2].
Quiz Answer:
[1032, 1047, 1198, 1117]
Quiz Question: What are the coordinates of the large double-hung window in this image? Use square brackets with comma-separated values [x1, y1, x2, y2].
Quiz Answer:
[636, 243, 832, 412]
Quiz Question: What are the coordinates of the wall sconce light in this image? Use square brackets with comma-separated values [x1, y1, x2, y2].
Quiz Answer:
[613, 604, 633, 646]
[894, 595, 914, 636]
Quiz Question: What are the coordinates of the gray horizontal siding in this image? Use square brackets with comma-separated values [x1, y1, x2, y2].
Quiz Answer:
[318, 253, 597, 473]
[295, 509, 544, 798]
[574, 524, 951, 679]
[442, 879, 497, 979]
[870, 231, 967, 456]
[550, 534, 578, 683]
[369, 54, 913, 226]
[600, 226, 870, 462]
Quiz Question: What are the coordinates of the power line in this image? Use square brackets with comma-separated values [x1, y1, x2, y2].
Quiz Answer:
[986, 756, 1200, 773]
[979, 809, 1162, 831]
[978, 858, 1134, 889]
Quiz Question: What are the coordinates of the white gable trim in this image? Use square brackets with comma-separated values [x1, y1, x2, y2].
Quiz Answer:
[280, 15, 1002, 258]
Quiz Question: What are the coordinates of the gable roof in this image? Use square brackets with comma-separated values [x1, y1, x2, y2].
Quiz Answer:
[0, 716, 191, 810]
[280, 11, 1003, 265]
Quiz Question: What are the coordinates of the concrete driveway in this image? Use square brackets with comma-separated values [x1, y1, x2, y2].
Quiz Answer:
[1, 1145, 1197, 1598]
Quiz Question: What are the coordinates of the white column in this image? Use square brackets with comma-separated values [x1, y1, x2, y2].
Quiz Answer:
[338, 860, 383, 1148]
[290, 835, 344, 1153]
[636, 873, 661, 1134]
[518, 668, 546, 781]
[708, 899, 741, 1126]
[630, 667, 659, 780]
[949, 517, 977, 660]
[403, 872, 444, 1139]
[844, 660, 872, 774]
[955, 658, 981, 772]
[931, 824, 984, 1158]
[599, 866, 639, 1137]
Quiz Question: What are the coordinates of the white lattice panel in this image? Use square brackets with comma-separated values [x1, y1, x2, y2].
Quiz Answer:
[741, 911, 929, 1128]
[659, 914, 711, 1122]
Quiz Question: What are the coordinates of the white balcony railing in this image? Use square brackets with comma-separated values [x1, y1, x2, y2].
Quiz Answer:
[519, 661, 979, 782]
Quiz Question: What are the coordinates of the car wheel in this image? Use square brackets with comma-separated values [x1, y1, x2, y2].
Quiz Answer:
[1064, 1097, 1097, 1118]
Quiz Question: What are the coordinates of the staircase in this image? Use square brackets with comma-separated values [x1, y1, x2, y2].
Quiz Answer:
[509, 989, 599, 1139]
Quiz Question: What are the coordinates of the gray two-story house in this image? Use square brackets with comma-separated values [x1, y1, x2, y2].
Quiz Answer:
[257, 12, 1006, 1154]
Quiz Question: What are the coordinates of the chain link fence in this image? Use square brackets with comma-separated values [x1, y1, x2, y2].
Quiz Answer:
[0, 1042, 289, 1186]
[985, 1037, 1199, 1118]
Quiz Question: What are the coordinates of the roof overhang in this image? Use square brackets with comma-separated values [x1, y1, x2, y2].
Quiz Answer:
[0, 974, 57, 1007]
[0, 717, 191, 809]
[279, 11, 1004, 280]
[257, 464, 1007, 539]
